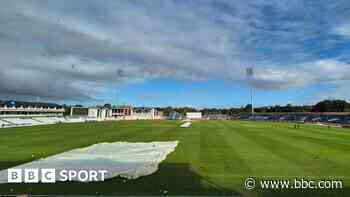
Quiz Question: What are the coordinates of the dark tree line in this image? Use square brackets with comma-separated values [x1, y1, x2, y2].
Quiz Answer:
[158, 100, 350, 116]
[62, 99, 350, 116]
[311, 100, 350, 112]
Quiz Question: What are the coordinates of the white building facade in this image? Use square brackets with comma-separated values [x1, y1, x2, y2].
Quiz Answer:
[186, 112, 202, 120]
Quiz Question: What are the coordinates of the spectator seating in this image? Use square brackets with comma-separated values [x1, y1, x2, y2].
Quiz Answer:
[3, 118, 41, 126]
[65, 117, 85, 123]
[33, 117, 60, 124]
[0, 119, 14, 127]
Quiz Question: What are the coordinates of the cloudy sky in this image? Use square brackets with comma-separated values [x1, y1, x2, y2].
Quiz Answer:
[1, 0, 350, 107]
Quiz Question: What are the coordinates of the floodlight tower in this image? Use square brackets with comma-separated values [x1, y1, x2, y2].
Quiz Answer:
[246, 67, 254, 118]
[115, 69, 124, 107]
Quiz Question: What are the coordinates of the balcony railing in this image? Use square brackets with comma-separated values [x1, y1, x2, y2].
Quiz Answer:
[0, 107, 64, 112]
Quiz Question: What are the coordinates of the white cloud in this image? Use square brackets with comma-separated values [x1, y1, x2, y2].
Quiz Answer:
[311, 80, 350, 103]
[334, 22, 350, 38]
[249, 59, 350, 89]
[1, 0, 350, 101]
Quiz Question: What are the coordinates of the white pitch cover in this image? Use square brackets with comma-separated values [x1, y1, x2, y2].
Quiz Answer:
[0, 141, 178, 183]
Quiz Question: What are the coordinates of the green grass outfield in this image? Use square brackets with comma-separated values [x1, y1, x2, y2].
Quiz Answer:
[0, 120, 350, 196]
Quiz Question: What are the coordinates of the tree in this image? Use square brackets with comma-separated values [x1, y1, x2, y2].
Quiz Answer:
[312, 99, 350, 112]
[103, 103, 112, 109]
[244, 104, 252, 112]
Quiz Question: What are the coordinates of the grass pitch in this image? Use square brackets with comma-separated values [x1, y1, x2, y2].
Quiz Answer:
[0, 120, 349, 196]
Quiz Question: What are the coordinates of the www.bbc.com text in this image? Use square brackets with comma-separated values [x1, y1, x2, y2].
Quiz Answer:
[244, 177, 343, 190]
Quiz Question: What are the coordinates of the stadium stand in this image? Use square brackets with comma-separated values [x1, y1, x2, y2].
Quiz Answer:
[0, 100, 66, 128]
[2, 118, 41, 126]
[65, 117, 86, 123]
[0, 119, 13, 128]
[236, 112, 350, 128]
[32, 117, 60, 124]
[85, 117, 100, 122]
[53, 117, 68, 123]
[0, 100, 164, 129]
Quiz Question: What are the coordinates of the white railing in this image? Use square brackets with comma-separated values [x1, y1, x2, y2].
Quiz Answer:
[0, 113, 64, 118]
[0, 107, 64, 112]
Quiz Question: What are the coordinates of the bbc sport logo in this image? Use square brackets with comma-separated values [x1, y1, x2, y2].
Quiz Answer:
[8, 168, 108, 183]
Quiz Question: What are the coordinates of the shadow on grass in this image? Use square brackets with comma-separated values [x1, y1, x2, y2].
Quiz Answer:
[0, 162, 242, 196]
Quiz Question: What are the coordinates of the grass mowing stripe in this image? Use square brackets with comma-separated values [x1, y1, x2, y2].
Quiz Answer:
[198, 121, 252, 176]
[209, 121, 253, 175]
[176, 121, 201, 167]
[207, 121, 256, 194]
[248, 126, 348, 176]
[253, 120, 350, 139]
[302, 127, 350, 142]
[230, 121, 325, 176]
[276, 129, 350, 153]
[246, 122, 350, 159]
[232, 121, 350, 177]
[199, 121, 229, 175]
[219, 120, 305, 176]
[192, 121, 241, 195]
